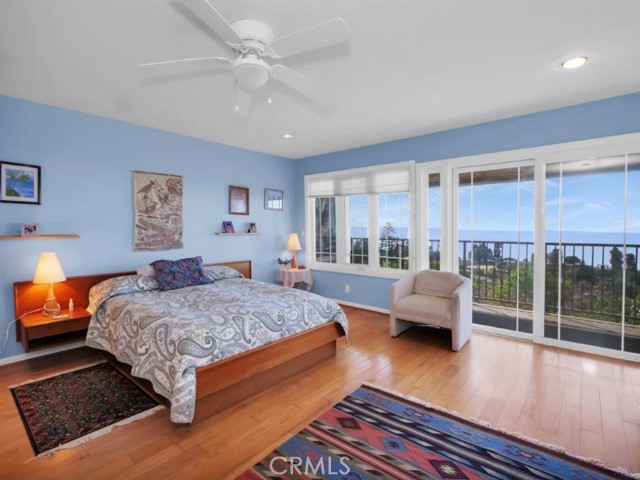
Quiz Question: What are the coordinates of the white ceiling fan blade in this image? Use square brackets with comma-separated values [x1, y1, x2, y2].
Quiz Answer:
[181, 0, 243, 47]
[270, 18, 351, 59]
[139, 56, 231, 68]
[272, 64, 338, 105]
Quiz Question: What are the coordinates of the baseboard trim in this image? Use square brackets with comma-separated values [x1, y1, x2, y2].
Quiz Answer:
[333, 299, 390, 315]
[0, 341, 85, 366]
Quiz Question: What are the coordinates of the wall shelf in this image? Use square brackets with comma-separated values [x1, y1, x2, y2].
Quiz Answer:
[215, 232, 261, 236]
[0, 234, 80, 240]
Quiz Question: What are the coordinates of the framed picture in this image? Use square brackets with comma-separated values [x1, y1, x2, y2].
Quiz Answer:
[222, 221, 235, 233]
[21, 223, 40, 237]
[264, 188, 283, 211]
[229, 185, 249, 215]
[1, 161, 41, 204]
[133, 171, 183, 251]
[248, 222, 257, 233]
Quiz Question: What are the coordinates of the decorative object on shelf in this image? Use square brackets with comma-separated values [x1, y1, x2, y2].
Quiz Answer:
[21, 223, 40, 237]
[264, 188, 283, 211]
[229, 185, 249, 215]
[33, 252, 66, 316]
[222, 221, 235, 233]
[0, 161, 41, 204]
[287, 233, 301, 269]
[133, 171, 183, 251]
[248, 222, 257, 233]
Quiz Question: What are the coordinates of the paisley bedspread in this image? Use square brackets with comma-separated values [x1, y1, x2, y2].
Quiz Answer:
[85, 276, 348, 423]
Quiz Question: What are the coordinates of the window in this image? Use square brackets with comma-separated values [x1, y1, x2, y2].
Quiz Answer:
[378, 193, 409, 269]
[427, 173, 441, 270]
[347, 195, 368, 265]
[314, 197, 336, 263]
[306, 162, 414, 278]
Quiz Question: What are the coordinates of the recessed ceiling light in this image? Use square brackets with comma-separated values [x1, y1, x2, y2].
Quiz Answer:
[281, 133, 294, 140]
[559, 56, 589, 69]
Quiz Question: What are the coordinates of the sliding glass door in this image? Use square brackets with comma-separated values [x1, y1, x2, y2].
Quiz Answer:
[544, 154, 640, 354]
[457, 163, 534, 336]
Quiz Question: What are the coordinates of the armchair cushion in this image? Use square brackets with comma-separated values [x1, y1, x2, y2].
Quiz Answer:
[414, 270, 463, 299]
[394, 294, 451, 325]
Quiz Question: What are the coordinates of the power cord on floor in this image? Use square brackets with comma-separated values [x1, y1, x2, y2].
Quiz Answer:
[1, 308, 43, 355]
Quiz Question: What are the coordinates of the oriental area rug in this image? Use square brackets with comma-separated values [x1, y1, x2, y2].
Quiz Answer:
[239, 384, 638, 480]
[10, 362, 162, 456]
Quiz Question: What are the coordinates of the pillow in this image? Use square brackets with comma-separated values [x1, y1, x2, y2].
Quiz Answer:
[87, 275, 160, 314]
[136, 264, 156, 278]
[151, 256, 212, 291]
[204, 265, 244, 281]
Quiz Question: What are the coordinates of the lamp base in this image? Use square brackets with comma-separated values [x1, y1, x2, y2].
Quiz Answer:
[290, 251, 298, 269]
[42, 284, 61, 316]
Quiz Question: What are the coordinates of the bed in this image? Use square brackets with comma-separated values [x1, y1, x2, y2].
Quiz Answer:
[14, 260, 347, 424]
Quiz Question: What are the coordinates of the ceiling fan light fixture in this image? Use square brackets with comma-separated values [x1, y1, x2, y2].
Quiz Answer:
[234, 56, 270, 89]
[559, 56, 589, 70]
[281, 133, 294, 140]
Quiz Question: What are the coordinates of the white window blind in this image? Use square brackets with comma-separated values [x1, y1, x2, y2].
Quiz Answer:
[307, 162, 413, 197]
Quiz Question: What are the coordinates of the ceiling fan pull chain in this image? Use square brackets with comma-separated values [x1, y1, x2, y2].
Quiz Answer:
[267, 76, 273, 105]
[234, 80, 240, 112]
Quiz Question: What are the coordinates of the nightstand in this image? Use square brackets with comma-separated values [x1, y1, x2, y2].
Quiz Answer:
[276, 267, 314, 291]
[18, 308, 91, 352]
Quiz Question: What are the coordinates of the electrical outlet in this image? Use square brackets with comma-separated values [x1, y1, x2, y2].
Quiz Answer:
[344, 284, 350, 294]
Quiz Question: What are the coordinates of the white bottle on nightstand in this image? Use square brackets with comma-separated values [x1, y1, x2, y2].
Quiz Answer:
[68, 298, 74, 312]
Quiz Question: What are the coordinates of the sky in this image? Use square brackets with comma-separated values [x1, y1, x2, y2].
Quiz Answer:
[349, 162, 640, 245]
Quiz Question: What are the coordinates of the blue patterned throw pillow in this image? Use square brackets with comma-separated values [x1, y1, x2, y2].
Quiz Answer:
[151, 256, 212, 291]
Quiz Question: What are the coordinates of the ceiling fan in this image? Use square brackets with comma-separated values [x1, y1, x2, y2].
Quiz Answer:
[140, 0, 351, 113]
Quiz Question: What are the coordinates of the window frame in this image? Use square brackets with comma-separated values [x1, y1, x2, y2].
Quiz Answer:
[305, 161, 415, 279]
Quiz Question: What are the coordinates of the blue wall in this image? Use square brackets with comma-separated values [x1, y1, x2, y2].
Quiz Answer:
[294, 92, 640, 309]
[0, 95, 295, 359]
[3, 91, 640, 359]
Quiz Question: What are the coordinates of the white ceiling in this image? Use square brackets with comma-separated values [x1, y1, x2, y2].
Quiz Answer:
[1, 0, 639, 159]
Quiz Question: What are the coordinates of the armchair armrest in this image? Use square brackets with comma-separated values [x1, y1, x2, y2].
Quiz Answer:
[390, 273, 416, 306]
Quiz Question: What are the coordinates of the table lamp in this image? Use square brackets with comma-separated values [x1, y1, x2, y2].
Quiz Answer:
[33, 252, 66, 316]
[287, 233, 301, 269]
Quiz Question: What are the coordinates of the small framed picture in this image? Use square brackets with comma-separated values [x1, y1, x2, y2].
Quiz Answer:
[264, 188, 283, 211]
[21, 223, 40, 237]
[222, 221, 235, 233]
[1, 161, 41, 204]
[248, 222, 257, 233]
[229, 185, 249, 215]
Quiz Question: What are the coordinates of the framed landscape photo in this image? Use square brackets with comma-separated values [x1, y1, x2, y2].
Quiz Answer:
[264, 188, 283, 211]
[229, 185, 249, 215]
[1, 161, 41, 204]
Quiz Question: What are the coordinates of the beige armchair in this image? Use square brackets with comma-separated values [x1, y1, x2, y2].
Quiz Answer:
[390, 270, 472, 351]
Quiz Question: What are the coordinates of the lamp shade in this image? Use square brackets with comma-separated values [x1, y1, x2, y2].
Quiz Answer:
[33, 252, 66, 284]
[287, 233, 301, 251]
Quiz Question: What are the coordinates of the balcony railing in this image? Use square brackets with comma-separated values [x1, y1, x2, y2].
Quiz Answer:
[349, 236, 639, 326]
[454, 239, 639, 326]
[349, 236, 409, 269]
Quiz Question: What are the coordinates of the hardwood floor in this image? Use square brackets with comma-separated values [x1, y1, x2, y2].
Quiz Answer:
[1, 306, 639, 479]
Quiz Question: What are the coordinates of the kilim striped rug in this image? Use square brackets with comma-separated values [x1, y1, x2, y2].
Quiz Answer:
[238, 384, 638, 480]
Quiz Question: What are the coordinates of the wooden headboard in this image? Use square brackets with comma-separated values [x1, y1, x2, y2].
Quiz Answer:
[13, 260, 252, 319]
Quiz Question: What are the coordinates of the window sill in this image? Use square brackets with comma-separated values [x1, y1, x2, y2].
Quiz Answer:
[309, 263, 409, 280]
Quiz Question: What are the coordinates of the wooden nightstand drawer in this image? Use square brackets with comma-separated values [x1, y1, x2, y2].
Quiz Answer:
[25, 317, 90, 340]
[19, 308, 91, 352]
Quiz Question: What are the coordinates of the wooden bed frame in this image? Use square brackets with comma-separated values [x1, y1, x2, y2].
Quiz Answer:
[13, 260, 346, 424]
